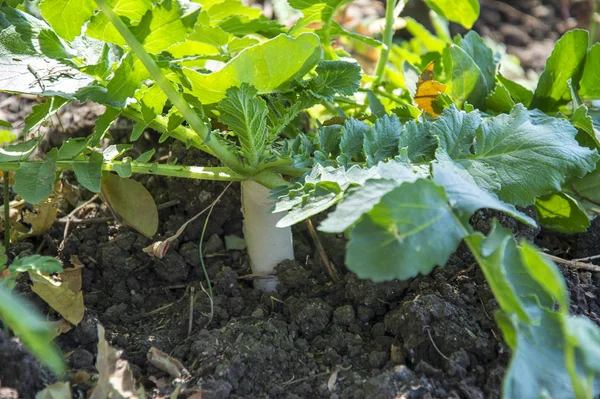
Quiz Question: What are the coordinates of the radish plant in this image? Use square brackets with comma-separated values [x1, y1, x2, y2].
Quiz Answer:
[1, 0, 600, 396]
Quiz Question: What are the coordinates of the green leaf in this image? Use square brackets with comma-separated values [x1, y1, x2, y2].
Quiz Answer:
[143, 0, 187, 54]
[531, 30, 588, 111]
[404, 17, 446, 52]
[445, 44, 488, 108]
[431, 105, 481, 158]
[307, 60, 362, 101]
[0, 286, 65, 375]
[39, 0, 96, 41]
[319, 162, 420, 233]
[135, 148, 155, 163]
[188, 24, 231, 48]
[219, 15, 284, 36]
[103, 144, 132, 161]
[442, 105, 598, 205]
[0, 139, 39, 163]
[139, 84, 168, 124]
[363, 114, 402, 166]
[113, 157, 133, 178]
[346, 179, 465, 281]
[487, 80, 515, 113]
[73, 151, 103, 193]
[38, 29, 75, 59]
[91, 106, 120, 145]
[9, 255, 63, 274]
[497, 75, 533, 107]
[456, 31, 497, 91]
[535, 192, 590, 233]
[397, 119, 436, 163]
[101, 173, 158, 237]
[273, 164, 377, 227]
[0, 120, 10, 128]
[23, 97, 70, 134]
[288, 0, 353, 32]
[571, 104, 600, 150]
[57, 138, 89, 160]
[219, 84, 268, 167]
[182, 33, 322, 103]
[339, 118, 368, 160]
[432, 162, 536, 226]
[579, 43, 600, 100]
[318, 125, 342, 157]
[423, 0, 479, 29]
[14, 149, 57, 204]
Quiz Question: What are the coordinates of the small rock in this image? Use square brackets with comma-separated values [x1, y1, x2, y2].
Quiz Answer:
[204, 234, 225, 254]
[368, 351, 388, 369]
[371, 322, 385, 337]
[71, 348, 94, 369]
[333, 305, 356, 326]
[251, 307, 265, 319]
[356, 305, 375, 322]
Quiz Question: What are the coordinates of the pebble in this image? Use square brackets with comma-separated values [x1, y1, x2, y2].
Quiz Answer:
[333, 305, 356, 326]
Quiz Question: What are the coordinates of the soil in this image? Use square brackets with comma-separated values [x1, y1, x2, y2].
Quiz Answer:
[1, 1, 600, 398]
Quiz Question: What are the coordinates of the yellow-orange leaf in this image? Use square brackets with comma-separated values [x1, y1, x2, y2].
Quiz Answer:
[414, 61, 447, 117]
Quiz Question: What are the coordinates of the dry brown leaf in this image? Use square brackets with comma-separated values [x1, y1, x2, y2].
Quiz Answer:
[29, 263, 84, 325]
[49, 318, 73, 338]
[60, 179, 81, 208]
[11, 196, 59, 242]
[91, 324, 145, 399]
[147, 347, 187, 379]
[35, 381, 71, 399]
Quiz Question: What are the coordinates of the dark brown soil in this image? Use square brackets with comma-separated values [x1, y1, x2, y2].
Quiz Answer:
[1, 1, 600, 398]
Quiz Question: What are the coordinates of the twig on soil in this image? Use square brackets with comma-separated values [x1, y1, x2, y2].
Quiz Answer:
[546, 254, 600, 273]
[572, 254, 600, 262]
[61, 194, 99, 246]
[188, 286, 195, 337]
[424, 326, 449, 361]
[305, 218, 341, 283]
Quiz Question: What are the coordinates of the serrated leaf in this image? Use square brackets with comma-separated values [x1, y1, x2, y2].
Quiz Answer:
[0, 286, 65, 375]
[101, 173, 158, 237]
[399, 119, 437, 163]
[339, 118, 368, 160]
[571, 104, 600, 150]
[139, 84, 168, 124]
[440, 105, 599, 205]
[73, 151, 103, 193]
[431, 105, 481, 158]
[219, 84, 268, 167]
[39, 0, 96, 41]
[423, 0, 479, 29]
[487, 80, 515, 113]
[531, 29, 588, 111]
[14, 149, 57, 204]
[535, 192, 590, 233]
[182, 33, 322, 103]
[91, 106, 120, 145]
[318, 125, 342, 156]
[580, 42, 600, 100]
[104, 53, 150, 107]
[308, 60, 361, 101]
[346, 179, 465, 281]
[363, 114, 402, 166]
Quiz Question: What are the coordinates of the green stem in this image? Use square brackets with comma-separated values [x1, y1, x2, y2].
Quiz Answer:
[373, 0, 405, 86]
[0, 161, 245, 182]
[122, 108, 215, 157]
[3, 172, 9, 250]
[94, 0, 251, 176]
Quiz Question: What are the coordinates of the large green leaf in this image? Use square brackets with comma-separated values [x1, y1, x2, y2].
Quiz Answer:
[143, 0, 187, 54]
[456, 31, 497, 91]
[307, 60, 362, 101]
[423, 0, 479, 29]
[430, 106, 481, 158]
[579, 43, 600, 100]
[0, 139, 38, 163]
[39, 0, 96, 41]
[535, 192, 590, 233]
[219, 84, 268, 167]
[440, 105, 598, 205]
[346, 179, 465, 281]
[182, 33, 322, 103]
[14, 149, 57, 204]
[0, 10, 92, 97]
[531, 30, 588, 111]
[0, 286, 65, 375]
